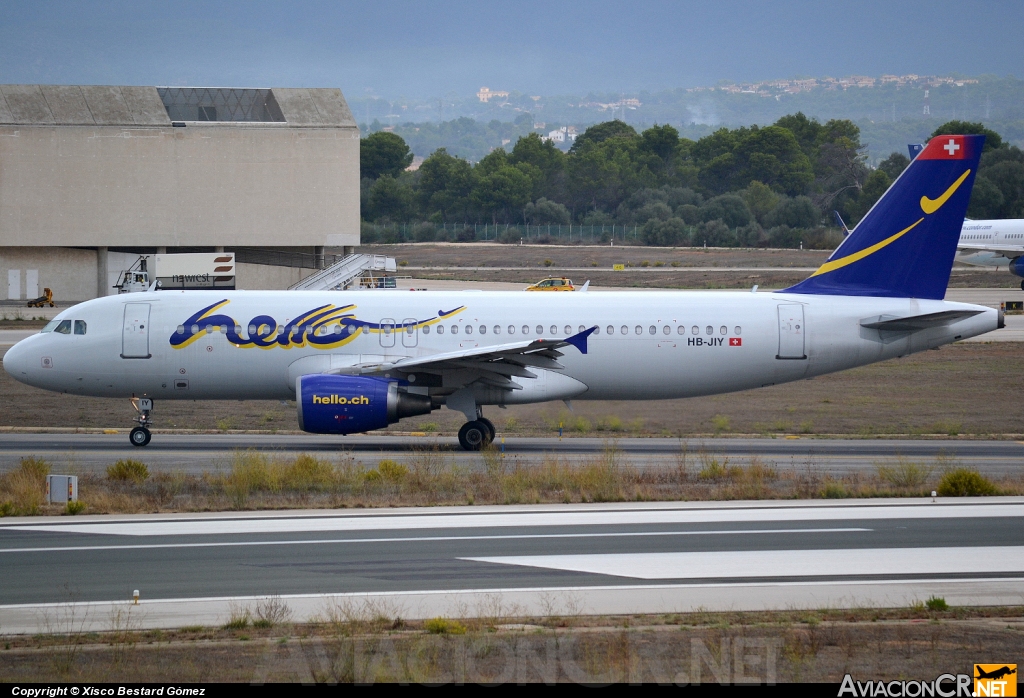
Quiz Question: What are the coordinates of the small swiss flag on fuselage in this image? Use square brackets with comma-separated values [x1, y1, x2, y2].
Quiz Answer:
[729, 337, 742, 346]
[918, 135, 971, 160]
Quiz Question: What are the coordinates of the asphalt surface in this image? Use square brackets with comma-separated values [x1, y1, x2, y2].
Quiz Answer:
[1, 498, 1023, 631]
[1, 433, 1022, 475]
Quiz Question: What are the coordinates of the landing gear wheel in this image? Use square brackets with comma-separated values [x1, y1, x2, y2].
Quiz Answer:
[458, 421, 490, 451]
[1020, 280, 1024, 291]
[129, 427, 151, 447]
[477, 417, 496, 442]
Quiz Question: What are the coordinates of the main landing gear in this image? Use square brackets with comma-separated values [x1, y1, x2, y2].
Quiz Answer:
[457, 416, 496, 451]
[129, 397, 153, 447]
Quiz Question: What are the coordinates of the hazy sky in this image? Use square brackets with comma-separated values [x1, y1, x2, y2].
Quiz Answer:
[2, 1, 1022, 98]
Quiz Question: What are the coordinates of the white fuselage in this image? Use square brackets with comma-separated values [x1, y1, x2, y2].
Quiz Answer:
[2, 290, 999, 407]
[955, 218, 1024, 267]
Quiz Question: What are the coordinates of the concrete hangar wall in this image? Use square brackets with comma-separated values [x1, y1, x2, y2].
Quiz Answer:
[0, 85, 360, 302]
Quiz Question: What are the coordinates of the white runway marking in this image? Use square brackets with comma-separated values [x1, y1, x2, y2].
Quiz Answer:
[2, 503, 1021, 537]
[465, 546, 1024, 580]
[0, 527, 870, 554]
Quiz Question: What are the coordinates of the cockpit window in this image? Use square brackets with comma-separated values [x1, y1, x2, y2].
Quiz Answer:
[74, 320, 87, 335]
[41, 320, 59, 333]
[54, 320, 72, 335]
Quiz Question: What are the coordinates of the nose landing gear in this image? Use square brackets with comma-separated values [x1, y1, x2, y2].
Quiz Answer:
[129, 397, 153, 447]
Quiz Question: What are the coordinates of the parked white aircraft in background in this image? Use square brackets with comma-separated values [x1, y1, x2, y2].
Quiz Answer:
[955, 218, 1024, 289]
[2, 135, 1002, 450]
[908, 142, 1024, 288]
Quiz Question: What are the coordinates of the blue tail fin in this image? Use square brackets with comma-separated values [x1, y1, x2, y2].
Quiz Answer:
[908, 143, 925, 159]
[784, 134, 984, 299]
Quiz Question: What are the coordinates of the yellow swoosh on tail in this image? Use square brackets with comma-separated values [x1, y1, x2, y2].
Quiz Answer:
[811, 218, 924, 277]
[920, 169, 971, 214]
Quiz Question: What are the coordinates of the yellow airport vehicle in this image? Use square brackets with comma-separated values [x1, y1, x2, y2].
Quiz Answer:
[27, 287, 54, 308]
[525, 277, 575, 291]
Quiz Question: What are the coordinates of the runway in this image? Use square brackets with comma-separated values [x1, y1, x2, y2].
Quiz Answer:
[1, 433, 1022, 475]
[1, 498, 1023, 632]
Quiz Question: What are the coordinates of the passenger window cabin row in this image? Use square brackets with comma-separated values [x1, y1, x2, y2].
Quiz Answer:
[422, 324, 741, 336]
[171, 322, 743, 338]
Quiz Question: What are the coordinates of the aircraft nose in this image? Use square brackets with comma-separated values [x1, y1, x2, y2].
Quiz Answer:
[2, 339, 31, 380]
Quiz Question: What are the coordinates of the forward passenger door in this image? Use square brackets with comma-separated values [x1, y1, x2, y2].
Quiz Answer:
[121, 303, 152, 359]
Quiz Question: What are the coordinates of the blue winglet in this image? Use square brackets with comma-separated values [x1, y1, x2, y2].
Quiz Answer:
[564, 326, 598, 354]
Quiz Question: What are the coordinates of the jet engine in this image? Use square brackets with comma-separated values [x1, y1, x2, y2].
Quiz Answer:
[1009, 256, 1024, 279]
[296, 375, 431, 434]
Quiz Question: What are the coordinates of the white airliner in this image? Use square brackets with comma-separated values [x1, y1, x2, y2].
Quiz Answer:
[955, 218, 1024, 289]
[1, 135, 1003, 450]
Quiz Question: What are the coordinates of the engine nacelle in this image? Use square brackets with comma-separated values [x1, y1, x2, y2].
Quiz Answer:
[1009, 257, 1024, 279]
[296, 375, 431, 434]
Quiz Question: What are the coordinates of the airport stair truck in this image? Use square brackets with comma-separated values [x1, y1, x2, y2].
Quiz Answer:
[288, 254, 397, 291]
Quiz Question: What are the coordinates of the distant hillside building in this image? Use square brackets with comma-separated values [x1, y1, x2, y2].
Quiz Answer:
[0, 85, 360, 301]
[476, 87, 509, 103]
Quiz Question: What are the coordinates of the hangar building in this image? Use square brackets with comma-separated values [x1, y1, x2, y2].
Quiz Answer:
[0, 84, 360, 302]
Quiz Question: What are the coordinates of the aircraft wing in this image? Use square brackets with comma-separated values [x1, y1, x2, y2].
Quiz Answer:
[332, 327, 597, 389]
[957, 242, 1024, 257]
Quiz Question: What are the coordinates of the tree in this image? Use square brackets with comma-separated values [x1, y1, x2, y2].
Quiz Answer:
[417, 148, 473, 221]
[642, 217, 689, 246]
[966, 176, 1005, 219]
[930, 121, 1002, 152]
[739, 126, 814, 196]
[510, 133, 565, 178]
[360, 132, 414, 180]
[471, 164, 533, 223]
[570, 120, 638, 153]
[699, 194, 752, 228]
[980, 159, 1024, 217]
[524, 198, 571, 225]
[845, 169, 891, 224]
[365, 175, 414, 222]
[741, 181, 779, 225]
[764, 196, 820, 229]
[640, 124, 680, 161]
[566, 136, 653, 216]
[878, 152, 910, 181]
[697, 219, 736, 247]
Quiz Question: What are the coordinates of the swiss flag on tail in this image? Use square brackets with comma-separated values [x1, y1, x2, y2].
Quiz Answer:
[729, 338, 742, 346]
[918, 135, 972, 160]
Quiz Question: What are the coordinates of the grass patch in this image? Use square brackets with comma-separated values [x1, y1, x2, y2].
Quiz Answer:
[106, 459, 150, 483]
[937, 468, 998, 496]
[710, 414, 731, 434]
[424, 617, 467, 635]
[63, 501, 86, 515]
[0, 457, 50, 515]
[875, 458, 931, 490]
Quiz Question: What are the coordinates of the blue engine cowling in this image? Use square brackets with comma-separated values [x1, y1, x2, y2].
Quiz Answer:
[296, 375, 432, 434]
[1009, 257, 1024, 279]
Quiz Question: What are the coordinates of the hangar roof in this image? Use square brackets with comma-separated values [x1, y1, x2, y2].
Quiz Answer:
[0, 85, 356, 128]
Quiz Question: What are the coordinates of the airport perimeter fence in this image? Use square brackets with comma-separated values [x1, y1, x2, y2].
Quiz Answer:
[361, 222, 645, 245]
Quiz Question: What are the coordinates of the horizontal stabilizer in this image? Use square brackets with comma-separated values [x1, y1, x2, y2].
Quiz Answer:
[859, 309, 983, 332]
